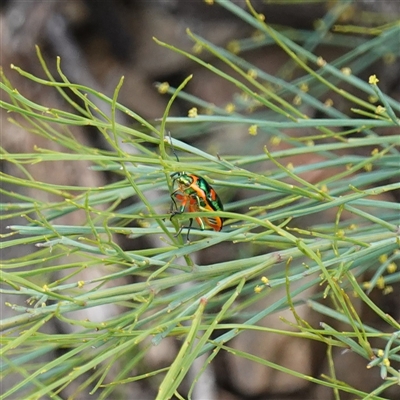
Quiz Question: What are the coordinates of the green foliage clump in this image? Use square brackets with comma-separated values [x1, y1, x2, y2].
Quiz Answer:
[1, 1, 400, 399]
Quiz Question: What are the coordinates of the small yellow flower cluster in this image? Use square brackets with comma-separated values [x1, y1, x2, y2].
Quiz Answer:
[364, 163, 373, 172]
[299, 83, 309, 92]
[192, 43, 203, 54]
[377, 276, 385, 289]
[188, 107, 198, 118]
[341, 67, 351, 76]
[317, 56, 327, 67]
[254, 276, 270, 293]
[362, 253, 397, 295]
[227, 40, 240, 54]
[293, 95, 302, 106]
[368, 74, 379, 85]
[254, 285, 263, 293]
[261, 276, 269, 285]
[375, 105, 386, 114]
[225, 103, 235, 113]
[387, 262, 397, 273]
[247, 69, 258, 79]
[248, 124, 258, 136]
[270, 136, 281, 146]
[157, 82, 170, 94]
[379, 254, 387, 263]
[320, 184, 329, 193]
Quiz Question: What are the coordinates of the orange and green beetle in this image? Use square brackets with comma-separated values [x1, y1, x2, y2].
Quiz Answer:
[170, 172, 224, 240]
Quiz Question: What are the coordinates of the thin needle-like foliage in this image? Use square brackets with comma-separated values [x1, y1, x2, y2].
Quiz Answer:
[1, 1, 400, 399]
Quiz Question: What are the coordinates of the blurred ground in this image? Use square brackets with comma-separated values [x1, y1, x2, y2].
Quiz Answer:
[1, 1, 399, 399]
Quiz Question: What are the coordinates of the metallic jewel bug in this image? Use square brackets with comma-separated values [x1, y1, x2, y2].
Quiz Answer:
[167, 135, 224, 241]
[170, 172, 224, 239]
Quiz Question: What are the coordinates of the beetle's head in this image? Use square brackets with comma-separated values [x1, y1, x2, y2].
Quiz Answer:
[171, 172, 193, 188]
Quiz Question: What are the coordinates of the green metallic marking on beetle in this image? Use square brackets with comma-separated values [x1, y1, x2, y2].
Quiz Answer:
[170, 171, 224, 233]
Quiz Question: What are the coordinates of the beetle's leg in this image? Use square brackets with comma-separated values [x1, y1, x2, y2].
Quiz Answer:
[186, 217, 194, 242]
[170, 197, 180, 217]
[193, 195, 205, 230]
[170, 195, 178, 214]
[174, 224, 184, 237]
[170, 188, 180, 214]
[173, 217, 193, 241]
[195, 216, 205, 230]
[170, 192, 186, 220]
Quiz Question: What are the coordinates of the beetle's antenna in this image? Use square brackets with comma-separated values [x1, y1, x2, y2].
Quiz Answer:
[168, 131, 180, 162]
